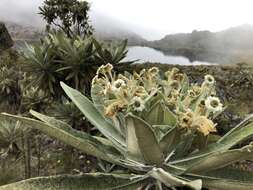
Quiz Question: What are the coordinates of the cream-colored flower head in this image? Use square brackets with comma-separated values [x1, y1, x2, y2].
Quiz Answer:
[192, 116, 217, 136]
[104, 100, 125, 117]
[195, 99, 207, 116]
[103, 82, 112, 95]
[205, 96, 223, 113]
[167, 90, 179, 106]
[148, 67, 159, 76]
[172, 73, 184, 83]
[165, 70, 171, 79]
[171, 67, 180, 74]
[165, 67, 179, 81]
[169, 80, 181, 91]
[192, 85, 201, 96]
[187, 89, 197, 98]
[103, 63, 113, 72]
[96, 65, 105, 75]
[179, 110, 194, 129]
[134, 86, 148, 97]
[204, 75, 215, 86]
[131, 96, 145, 112]
[118, 74, 129, 82]
[111, 79, 126, 92]
[92, 75, 104, 85]
[96, 63, 113, 75]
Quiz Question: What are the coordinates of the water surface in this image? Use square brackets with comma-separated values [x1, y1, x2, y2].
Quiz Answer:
[125, 46, 216, 65]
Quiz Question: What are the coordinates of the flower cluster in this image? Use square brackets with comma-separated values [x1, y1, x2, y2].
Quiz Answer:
[92, 64, 223, 136]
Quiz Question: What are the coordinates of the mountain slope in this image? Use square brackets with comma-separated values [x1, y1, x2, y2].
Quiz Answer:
[148, 24, 253, 64]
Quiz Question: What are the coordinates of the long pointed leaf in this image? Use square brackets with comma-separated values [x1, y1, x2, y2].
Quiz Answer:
[182, 121, 253, 162]
[60, 82, 126, 150]
[202, 167, 253, 182]
[207, 117, 253, 154]
[30, 110, 115, 147]
[0, 113, 121, 164]
[144, 101, 176, 127]
[186, 172, 253, 190]
[0, 173, 145, 190]
[159, 126, 180, 155]
[125, 115, 143, 162]
[126, 114, 164, 165]
[183, 143, 253, 173]
[203, 179, 253, 190]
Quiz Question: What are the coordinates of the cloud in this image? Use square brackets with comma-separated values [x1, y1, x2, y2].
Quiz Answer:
[0, 0, 44, 27]
[89, 0, 253, 39]
[1, 0, 253, 40]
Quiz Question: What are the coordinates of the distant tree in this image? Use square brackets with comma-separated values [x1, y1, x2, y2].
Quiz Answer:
[39, 0, 93, 37]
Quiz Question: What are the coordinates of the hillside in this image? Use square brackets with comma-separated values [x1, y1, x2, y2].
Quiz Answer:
[147, 24, 253, 64]
[3, 19, 146, 46]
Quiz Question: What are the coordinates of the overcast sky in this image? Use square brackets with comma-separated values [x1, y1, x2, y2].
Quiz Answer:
[1, 0, 253, 40]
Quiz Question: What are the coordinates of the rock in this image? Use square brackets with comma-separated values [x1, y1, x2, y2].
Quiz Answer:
[0, 22, 13, 51]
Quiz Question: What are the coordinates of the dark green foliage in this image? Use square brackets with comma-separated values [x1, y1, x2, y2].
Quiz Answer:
[93, 39, 133, 65]
[48, 98, 85, 130]
[22, 33, 95, 96]
[0, 119, 29, 185]
[52, 34, 98, 91]
[21, 87, 51, 112]
[39, 0, 93, 37]
[0, 120, 24, 152]
[22, 42, 59, 95]
[0, 50, 22, 112]
[23, 32, 133, 97]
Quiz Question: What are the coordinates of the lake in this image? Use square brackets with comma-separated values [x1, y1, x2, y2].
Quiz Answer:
[124, 46, 216, 65]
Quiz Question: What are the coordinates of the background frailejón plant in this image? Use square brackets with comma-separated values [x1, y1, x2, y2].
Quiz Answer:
[23, 32, 132, 96]
[1, 65, 253, 190]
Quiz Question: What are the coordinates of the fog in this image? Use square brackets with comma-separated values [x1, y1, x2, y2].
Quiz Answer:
[1, 0, 253, 40]
[0, 0, 43, 27]
[90, 0, 253, 40]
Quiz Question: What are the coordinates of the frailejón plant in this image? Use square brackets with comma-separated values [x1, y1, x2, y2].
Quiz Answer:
[1, 64, 253, 190]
